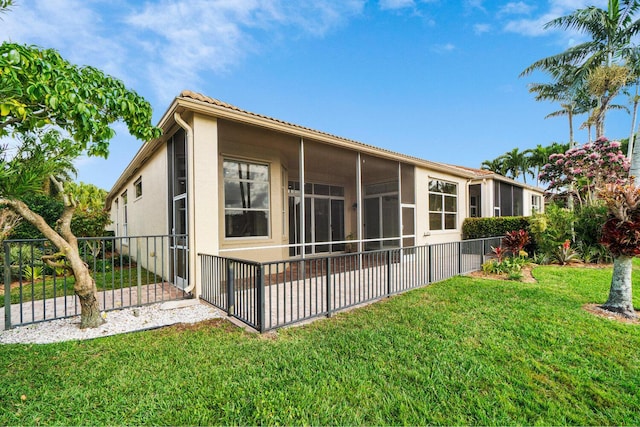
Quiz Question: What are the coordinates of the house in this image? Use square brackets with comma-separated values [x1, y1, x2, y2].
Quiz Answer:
[106, 90, 544, 295]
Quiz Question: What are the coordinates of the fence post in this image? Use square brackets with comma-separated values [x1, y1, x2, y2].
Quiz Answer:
[326, 257, 332, 318]
[227, 260, 235, 316]
[428, 245, 433, 284]
[4, 242, 11, 330]
[136, 238, 142, 307]
[458, 241, 463, 275]
[386, 250, 392, 296]
[481, 237, 488, 264]
[257, 264, 265, 333]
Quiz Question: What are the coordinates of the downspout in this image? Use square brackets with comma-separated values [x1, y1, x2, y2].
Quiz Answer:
[174, 112, 196, 295]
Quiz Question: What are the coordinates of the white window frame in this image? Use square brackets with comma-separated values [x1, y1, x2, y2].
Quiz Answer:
[223, 159, 271, 239]
[134, 177, 143, 199]
[428, 179, 458, 231]
[531, 194, 542, 214]
[121, 190, 128, 244]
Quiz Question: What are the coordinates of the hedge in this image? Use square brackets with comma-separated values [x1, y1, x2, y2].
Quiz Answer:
[462, 216, 530, 240]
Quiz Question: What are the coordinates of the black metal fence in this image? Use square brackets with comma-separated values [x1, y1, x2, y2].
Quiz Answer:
[3, 235, 189, 330]
[199, 236, 502, 332]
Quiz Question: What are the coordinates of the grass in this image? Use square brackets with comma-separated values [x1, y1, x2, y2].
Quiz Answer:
[1, 262, 640, 425]
[1, 267, 164, 307]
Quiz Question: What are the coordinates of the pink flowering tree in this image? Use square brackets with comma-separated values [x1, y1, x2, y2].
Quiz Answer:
[539, 137, 629, 207]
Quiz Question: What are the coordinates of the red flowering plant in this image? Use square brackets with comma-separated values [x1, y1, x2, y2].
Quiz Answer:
[491, 246, 505, 263]
[599, 182, 640, 257]
[502, 229, 530, 257]
[539, 137, 629, 206]
[552, 239, 580, 265]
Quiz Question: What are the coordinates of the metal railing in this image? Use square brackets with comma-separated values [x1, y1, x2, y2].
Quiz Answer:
[199, 236, 502, 332]
[3, 235, 189, 330]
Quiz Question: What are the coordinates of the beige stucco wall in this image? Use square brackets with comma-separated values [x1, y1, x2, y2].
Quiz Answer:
[108, 143, 170, 278]
[414, 167, 468, 245]
[190, 113, 220, 295]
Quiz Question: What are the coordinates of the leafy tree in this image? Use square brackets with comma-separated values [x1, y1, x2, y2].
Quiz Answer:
[0, 208, 20, 242]
[498, 148, 533, 183]
[528, 143, 569, 187]
[0, 43, 161, 328]
[8, 194, 63, 240]
[67, 182, 111, 257]
[522, 0, 640, 138]
[626, 47, 640, 157]
[480, 158, 507, 175]
[599, 182, 640, 318]
[539, 137, 629, 206]
[528, 64, 592, 148]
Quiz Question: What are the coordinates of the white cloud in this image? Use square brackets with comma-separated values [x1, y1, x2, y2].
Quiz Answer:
[497, 2, 535, 17]
[432, 42, 455, 53]
[465, 0, 486, 13]
[0, 0, 126, 78]
[473, 23, 492, 34]
[502, 0, 609, 40]
[0, 0, 367, 105]
[124, 0, 366, 102]
[379, 0, 415, 10]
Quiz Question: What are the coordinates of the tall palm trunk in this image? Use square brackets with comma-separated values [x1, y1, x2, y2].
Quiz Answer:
[628, 84, 639, 158]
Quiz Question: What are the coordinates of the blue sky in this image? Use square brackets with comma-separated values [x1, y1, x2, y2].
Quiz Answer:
[1, 0, 631, 190]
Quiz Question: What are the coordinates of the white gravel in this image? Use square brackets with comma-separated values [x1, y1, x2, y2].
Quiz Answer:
[0, 300, 223, 345]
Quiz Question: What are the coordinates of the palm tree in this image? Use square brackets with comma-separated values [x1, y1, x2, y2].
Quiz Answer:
[528, 64, 592, 148]
[499, 148, 533, 183]
[528, 144, 554, 187]
[626, 47, 640, 157]
[480, 158, 507, 176]
[522, 0, 640, 138]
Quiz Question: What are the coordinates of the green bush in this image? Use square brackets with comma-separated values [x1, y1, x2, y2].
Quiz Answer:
[574, 203, 608, 247]
[529, 204, 575, 257]
[8, 195, 63, 240]
[462, 216, 530, 240]
[7, 245, 45, 280]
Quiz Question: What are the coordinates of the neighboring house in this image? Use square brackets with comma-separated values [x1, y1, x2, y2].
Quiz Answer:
[106, 90, 544, 293]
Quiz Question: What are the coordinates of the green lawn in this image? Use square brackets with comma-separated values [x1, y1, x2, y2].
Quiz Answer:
[1, 263, 639, 425]
[1, 267, 164, 307]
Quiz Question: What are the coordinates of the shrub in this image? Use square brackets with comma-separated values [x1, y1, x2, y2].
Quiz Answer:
[462, 216, 530, 239]
[528, 204, 575, 256]
[576, 242, 612, 264]
[551, 240, 581, 265]
[599, 183, 640, 257]
[502, 230, 530, 256]
[7, 245, 45, 280]
[481, 255, 528, 280]
[8, 195, 63, 240]
[574, 203, 608, 247]
[22, 265, 43, 281]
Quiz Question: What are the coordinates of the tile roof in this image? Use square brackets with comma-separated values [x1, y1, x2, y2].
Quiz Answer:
[179, 90, 446, 168]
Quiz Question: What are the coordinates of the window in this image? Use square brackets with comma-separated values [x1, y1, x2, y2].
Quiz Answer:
[223, 160, 270, 238]
[121, 191, 128, 243]
[429, 179, 457, 230]
[494, 181, 524, 217]
[531, 195, 542, 214]
[134, 177, 142, 198]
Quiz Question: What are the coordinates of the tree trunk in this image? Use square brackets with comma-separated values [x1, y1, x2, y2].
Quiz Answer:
[632, 129, 640, 180]
[568, 109, 574, 149]
[628, 85, 639, 159]
[602, 255, 637, 319]
[66, 245, 104, 328]
[2, 198, 104, 328]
